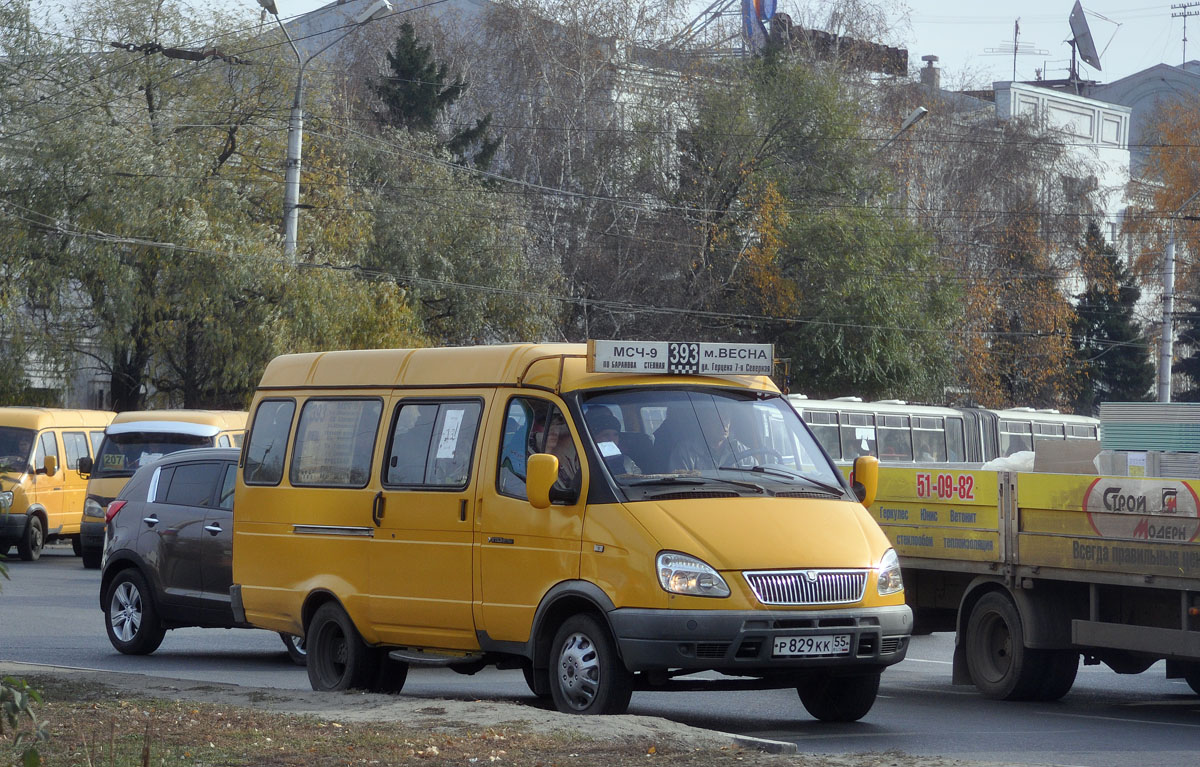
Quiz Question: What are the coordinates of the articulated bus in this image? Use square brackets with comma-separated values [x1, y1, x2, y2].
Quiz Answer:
[788, 396, 1100, 466]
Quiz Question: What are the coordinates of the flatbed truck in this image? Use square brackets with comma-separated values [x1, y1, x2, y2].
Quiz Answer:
[864, 463, 1200, 699]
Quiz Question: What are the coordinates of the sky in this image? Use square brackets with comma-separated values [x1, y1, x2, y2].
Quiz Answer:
[249, 1, 1189, 87]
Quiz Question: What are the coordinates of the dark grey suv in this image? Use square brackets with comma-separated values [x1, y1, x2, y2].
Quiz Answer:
[99, 447, 304, 663]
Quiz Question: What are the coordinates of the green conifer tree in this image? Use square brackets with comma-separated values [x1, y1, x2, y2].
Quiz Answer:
[372, 22, 499, 169]
[1070, 223, 1155, 413]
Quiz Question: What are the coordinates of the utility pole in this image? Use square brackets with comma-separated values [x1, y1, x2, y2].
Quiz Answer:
[257, 0, 392, 260]
[1159, 188, 1200, 402]
[1172, 2, 1200, 64]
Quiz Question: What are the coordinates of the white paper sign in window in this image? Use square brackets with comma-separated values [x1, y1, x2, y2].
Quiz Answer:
[437, 409, 465, 459]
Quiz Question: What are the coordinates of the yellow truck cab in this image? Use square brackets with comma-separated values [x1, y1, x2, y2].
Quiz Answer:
[232, 341, 908, 720]
[77, 409, 246, 568]
[0, 407, 115, 561]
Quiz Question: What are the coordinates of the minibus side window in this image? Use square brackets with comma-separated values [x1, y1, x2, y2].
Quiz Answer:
[62, 431, 90, 470]
[385, 400, 482, 489]
[89, 431, 104, 456]
[244, 399, 296, 486]
[291, 398, 382, 488]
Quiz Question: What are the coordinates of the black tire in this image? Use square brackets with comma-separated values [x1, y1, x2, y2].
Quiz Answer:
[549, 614, 633, 715]
[16, 515, 44, 561]
[71, 535, 83, 556]
[306, 603, 378, 691]
[522, 661, 552, 700]
[797, 672, 881, 722]
[280, 633, 307, 666]
[81, 541, 102, 569]
[964, 591, 1045, 700]
[104, 569, 166, 655]
[1034, 650, 1078, 701]
[371, 654, 410, 694]
[1181, 663, 1200, 696]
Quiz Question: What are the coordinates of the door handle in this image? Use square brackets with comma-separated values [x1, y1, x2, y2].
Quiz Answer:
[371, 491, 385, 526]
[142, 515, 158, 527]
[204, 524, 222, 536]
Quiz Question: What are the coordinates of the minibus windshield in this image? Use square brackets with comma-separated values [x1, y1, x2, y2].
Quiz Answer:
[0, 427, 35, 474]
[579, 388, 844, 493]
[92, 431, 212, 478]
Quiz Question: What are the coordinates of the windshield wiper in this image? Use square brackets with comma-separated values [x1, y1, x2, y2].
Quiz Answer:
[717, 465, 846, 497]
[629, 475, 765, 494]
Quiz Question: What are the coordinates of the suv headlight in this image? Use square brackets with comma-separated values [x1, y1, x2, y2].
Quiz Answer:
[83, 497, 104, 520]
[656, 552, 730, 598]
[876, 548, 904, 596]
[0, 491, 12, 511]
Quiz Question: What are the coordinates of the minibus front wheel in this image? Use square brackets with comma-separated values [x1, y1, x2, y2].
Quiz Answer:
[306, 603, 379, 691]
[549, 614, 632, 715]
[797, 671, 881, 722]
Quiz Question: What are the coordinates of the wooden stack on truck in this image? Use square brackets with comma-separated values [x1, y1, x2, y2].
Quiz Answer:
[863, 458, 1200, 699]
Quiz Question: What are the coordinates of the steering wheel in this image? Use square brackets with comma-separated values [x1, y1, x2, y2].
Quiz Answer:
[731, 447, 783, 465]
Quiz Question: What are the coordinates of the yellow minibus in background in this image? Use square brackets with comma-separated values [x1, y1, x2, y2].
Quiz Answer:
[77, 410, 246, 568]
[0, 407, 114, 561]
[232, 341, 908, 721]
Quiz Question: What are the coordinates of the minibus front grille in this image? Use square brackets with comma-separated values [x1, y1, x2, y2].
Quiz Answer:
[743, 569, 868, 606]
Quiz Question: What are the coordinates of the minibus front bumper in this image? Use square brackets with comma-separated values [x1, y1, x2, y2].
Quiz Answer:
[607, 604, 911, 673]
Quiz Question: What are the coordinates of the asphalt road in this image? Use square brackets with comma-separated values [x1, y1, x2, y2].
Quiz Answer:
[4, 545, 1200, 766]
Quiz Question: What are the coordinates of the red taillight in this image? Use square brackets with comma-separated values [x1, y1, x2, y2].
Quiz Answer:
[105, 500, 127, 523]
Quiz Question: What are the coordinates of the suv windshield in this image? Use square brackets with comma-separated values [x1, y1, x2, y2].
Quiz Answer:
[93, 431, 213, 478]
[579, 388, 844, 497]
[0, 427, 35, 474]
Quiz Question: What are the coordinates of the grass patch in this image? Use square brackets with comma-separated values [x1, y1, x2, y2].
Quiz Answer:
[9, 676, 772, 767]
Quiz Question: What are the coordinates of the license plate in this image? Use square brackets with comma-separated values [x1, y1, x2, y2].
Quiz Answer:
[772, 634, 851, 657]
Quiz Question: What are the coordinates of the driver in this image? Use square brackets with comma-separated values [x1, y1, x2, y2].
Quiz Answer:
[668, 407, 752, 472]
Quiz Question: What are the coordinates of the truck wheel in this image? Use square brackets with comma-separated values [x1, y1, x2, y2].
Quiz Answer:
[306, 603, 378, 691]
[797, 672, 881, 722]
[549, 614, 632, 714]
[280, 633, 307, 666]
[16, 515, 44, 561]
[965, 591, 1044, 700]
[1182, 663, 1200, 696]
[1034, 650, 1078, 701]
[104, 570, 166, 655]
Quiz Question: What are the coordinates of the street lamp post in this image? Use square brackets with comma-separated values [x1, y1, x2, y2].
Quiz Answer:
[256, 0, 392, 259]
[878, 107, 929, 154]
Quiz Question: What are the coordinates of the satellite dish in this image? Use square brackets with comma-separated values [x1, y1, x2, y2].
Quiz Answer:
[1069, 0, 1102, 71]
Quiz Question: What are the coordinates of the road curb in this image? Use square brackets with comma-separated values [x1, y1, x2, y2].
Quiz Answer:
[717, 731, 798, 754]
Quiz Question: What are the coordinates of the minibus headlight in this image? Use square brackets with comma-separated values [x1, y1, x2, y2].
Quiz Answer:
[0, 491, 12, 511]
[656, 552, 730, 598]
[876, 548, 904, 596]
[83, 497, 104, 520]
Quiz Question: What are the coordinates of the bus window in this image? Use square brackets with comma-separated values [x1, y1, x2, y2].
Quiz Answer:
[945, 417, 966, 462]
[1034, 423, 1065, 443]
[877, 415, 913, 461]
[1068, 425, 1097, 439]
[999, 420, 1033, 455]
[912, 416, 947, 462]
[802, 410, 840, 460]
[841, 412, 876, 460]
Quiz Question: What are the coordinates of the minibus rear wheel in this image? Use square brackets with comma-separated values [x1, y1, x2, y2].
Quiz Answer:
[549, 614, 632, 715]
[306, 603, 379, 691]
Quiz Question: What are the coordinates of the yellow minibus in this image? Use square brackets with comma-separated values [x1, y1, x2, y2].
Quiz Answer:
[232, 342, 907, 720]
[77, 409, 246, 568]
[0, 407, 114, 561]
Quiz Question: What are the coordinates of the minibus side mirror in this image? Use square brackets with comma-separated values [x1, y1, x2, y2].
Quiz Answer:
[77, 456, 93, 477]
[43, 455, 58, 477]
[851, 455, 879, 507]
[527, 453, 558, 509]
